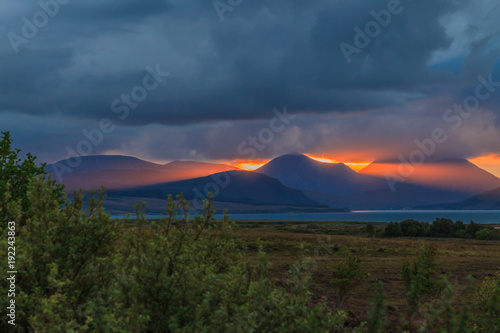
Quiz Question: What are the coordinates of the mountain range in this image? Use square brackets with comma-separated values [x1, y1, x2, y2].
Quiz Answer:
[47, 155, 238, 191]
[48, 153, 500, 213]
[257, 154, 384, 196]
[105, 170, 332, 214]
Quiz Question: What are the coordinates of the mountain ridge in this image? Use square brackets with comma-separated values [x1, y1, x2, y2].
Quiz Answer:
[257, 154, 385, 196]
[105, 170, 331, 213]
[46, 155, 239, 191]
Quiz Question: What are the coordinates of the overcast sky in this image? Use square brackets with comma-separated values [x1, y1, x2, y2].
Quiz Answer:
[1, 0, 500, 165]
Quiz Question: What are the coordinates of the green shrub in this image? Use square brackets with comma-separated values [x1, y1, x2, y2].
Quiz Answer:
[0, 131, 64, 226]
[475, 227, 500, 240]
[422, 277, 475, 333]
[331, 255, 365, 309]
[364, 281, 387, 333]
[431, 218, 456, 237]
[466, 221, 483, 238]
[0, 176, 347, 332]
[0, 178, 121, 332]
[477, 271, 500, 313]
[113, 196, 347, 332]
[384, 222, 402, 237]
[401, 245, 441, 330]
[400, 219, 425, 237]
[365, 223, 375, 237]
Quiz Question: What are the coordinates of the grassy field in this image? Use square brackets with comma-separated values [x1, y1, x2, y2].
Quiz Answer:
[230, 220, 500, 328]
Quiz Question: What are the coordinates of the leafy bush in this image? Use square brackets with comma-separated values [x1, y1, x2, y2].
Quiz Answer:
[475, 227, 500, 240]
[422, 278, 474, 333]
[0, 178, 121, 332]
[383, 219, 484, 239]
[466, 221, 483, 238]
[383, 222, 402, 237]
[477, 270, 500, 313]
[364, 281, 387, 333]
[331, 255, 365, 309]
[0, 179, 347, 332]
[476, 272, 500, 332]
[401, 245, 441, 330]
[431, 218, 458, 237]
[365, 223, 375, 237]
[113, 196, 347, 332]
[0, 131, 64, 226]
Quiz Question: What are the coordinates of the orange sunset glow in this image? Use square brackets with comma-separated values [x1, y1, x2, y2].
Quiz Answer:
[233, 156, 372, 172]
[234, 161, 267, 171]
[305, 155, 340, 164]
[306, 155, 371, 172]
[233, 154, 500, 175]
[469, 155, 500, 178]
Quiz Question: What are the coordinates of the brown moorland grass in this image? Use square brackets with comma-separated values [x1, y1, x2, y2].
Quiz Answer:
[233, 223, 500, 328]
[121, 218, 500, 330]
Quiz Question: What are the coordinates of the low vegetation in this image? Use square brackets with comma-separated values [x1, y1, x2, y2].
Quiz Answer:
[383, 219, 500, 240]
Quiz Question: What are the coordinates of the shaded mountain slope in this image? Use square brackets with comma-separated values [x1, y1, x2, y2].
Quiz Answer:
[360, 158, 500, 197]
[106, 170, 325, 208]
[257, 154, 385, 196]
[417, 187, 500, 210]
[46, 155, 238, 191]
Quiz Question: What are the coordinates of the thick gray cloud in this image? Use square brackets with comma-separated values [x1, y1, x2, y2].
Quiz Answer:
[1, 0, 500, 162]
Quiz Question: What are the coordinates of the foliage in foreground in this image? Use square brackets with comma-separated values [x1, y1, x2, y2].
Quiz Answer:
[398, 246, 500, 333]
[331, 255, 364, 309]
[0, 177, 346, 332]
[0, 132, 64, 227]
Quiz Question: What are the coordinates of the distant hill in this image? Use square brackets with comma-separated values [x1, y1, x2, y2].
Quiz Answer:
[46, 155, 238, 191]
[360, 158, 500, 197]
[106, 171, 328, 213]
[47, 155, 164, 173]
[264, 156, 500, 210]
[257, 154, 385, 196]
[417, 187, 500, 210]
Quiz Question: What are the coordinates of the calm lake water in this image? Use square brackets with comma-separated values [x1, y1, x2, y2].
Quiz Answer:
[210, 210, 500, 224]
[115, 210, 500, 224]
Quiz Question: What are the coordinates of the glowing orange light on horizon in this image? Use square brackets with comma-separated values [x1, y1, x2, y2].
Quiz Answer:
[234, 161, 268, 171]
[469, 154, 500, 163]
[345, 162, 372, 172]
[305, 155, 340, 164]
[305, 154, 371, 172]
[229, 154, 500, 175]
[469, 154, 500, 178]
[231, 155, 373, 172]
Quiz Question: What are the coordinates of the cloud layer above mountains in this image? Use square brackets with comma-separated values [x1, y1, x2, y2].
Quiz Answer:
[1, 0, 500, 163]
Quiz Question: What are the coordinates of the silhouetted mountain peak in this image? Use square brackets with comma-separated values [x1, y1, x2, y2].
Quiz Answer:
[257, 154, 384, 196]
[264, 153, 349, 169]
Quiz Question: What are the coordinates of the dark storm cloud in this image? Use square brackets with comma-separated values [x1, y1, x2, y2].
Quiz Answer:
[0, 0, 491, 124]
[2, 0, 500, 163]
